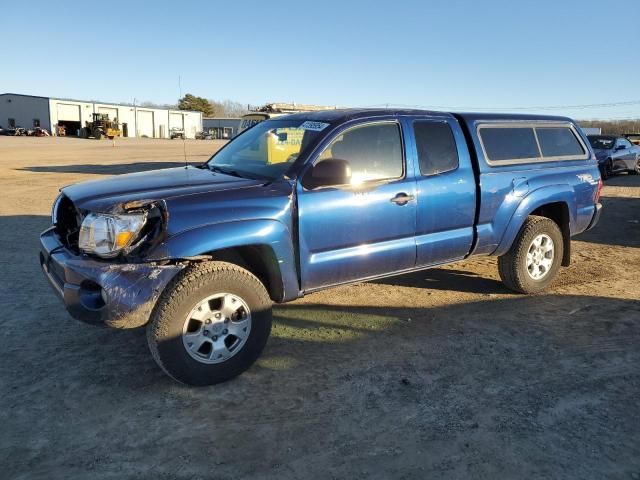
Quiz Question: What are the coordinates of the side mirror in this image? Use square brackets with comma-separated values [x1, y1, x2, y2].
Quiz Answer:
[615, 144, 627, 150]
[306, 158, 352, 188]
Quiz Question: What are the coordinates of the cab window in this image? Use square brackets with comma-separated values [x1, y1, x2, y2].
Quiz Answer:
[413, 121, 459, 176]
[318, 122, 403, 184]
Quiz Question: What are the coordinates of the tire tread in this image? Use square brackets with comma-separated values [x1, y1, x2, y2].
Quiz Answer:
[146, 261, 271, 385]
[498, 215, 563, 294]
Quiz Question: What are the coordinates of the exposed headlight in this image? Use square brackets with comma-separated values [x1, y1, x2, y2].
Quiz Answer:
[78, 212, 147, 258]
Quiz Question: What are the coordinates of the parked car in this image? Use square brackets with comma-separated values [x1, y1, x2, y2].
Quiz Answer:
[587, 135, 640, 178]
[170, 127, 185, 139]
[195, 131, 213, 140]
[1, 126, 25, 136]
[40, 109, 602, 386]
[33, 127, 50, 137]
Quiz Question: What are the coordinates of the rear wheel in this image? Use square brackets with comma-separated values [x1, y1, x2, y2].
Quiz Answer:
[146, 261, 272, 386]
[498, 216, 564, 294]
[93, 129, 103, 140]
[631, 156, 640, 175]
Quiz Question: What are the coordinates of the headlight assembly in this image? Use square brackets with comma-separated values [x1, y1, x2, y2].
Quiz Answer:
[78, 212, 147, 258]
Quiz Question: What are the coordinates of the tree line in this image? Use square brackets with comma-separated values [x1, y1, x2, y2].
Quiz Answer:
[578, 119, 640, 135]
[177, 94, 248, 118]
[137, 94, 248, 118]
[145, 95, 640, 130]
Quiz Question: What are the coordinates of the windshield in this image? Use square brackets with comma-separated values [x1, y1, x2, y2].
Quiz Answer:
[588, 136, 615, 150]
[206, 119, 328, 180]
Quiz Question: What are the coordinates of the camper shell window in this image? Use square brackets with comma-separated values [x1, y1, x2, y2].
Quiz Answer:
[478, 122, 588, 166]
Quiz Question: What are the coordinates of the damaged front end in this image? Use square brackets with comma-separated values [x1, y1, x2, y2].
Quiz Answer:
[40, 195, 183, 329]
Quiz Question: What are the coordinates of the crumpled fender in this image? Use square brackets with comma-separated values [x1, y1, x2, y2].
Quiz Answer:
[147, 219, 300, 301]
[493, 184, 576, 257]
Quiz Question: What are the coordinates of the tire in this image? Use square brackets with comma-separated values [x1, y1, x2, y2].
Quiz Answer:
[602, 159, 613, 180]
[498, 215, 564, 294]
[630, 156, 640, 175]
[93, 129, 103, 140]
[146, 261, 272, 386]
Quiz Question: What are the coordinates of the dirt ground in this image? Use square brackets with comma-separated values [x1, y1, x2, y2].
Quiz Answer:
[0, 136, 639, 479]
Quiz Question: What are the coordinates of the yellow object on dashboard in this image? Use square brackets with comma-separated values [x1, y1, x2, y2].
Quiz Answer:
[266, 128, 305, 164]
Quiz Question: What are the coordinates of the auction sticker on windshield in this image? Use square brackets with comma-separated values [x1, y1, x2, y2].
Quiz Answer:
[299, 121, 330, 132]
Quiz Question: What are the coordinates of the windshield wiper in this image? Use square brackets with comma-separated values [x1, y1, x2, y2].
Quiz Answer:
[209, 164, 270, 181]
[209, 165, 245, 178]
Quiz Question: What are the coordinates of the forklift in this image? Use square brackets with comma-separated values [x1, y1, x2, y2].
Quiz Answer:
[81, 113, 121, 139]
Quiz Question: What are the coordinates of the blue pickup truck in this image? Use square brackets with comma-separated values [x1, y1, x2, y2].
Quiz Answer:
[40, 109, 603, 385]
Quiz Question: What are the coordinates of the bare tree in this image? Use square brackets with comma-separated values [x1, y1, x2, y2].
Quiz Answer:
[207, 99, 249, 118]
[140, 100, 177, 109]
[579, 119, 640, 135]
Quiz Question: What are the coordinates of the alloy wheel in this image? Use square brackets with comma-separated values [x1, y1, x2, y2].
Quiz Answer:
[182, 293, 252, 364]
[526, 233, 555, 280]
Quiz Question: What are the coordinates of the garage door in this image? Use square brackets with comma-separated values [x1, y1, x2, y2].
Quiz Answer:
[137, 110, 154, 137]
[169, 113, 184, 130]
[98, 107, 118, 121]
[56, 103, 81, 121]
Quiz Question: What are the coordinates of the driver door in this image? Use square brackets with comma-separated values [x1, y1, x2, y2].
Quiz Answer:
[297, 121, 417, 290]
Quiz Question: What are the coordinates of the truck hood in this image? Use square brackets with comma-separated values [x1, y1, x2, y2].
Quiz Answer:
[61, 165, 262, 212]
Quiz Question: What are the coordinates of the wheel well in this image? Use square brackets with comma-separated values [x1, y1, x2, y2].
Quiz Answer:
[530, 202, 571, 266]
[206, 245, 284, 302]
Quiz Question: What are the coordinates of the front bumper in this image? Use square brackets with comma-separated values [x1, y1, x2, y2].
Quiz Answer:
[39, 226, 184, 329]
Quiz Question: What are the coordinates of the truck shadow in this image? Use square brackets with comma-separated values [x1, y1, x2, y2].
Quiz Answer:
[18, 161, 199, 175]
[105, 293, 639, 389]
[371, 267, 509, 294]
[602, 173, 640, 187]
[2, 212, 637, 391]
[575, 196, 640, 248]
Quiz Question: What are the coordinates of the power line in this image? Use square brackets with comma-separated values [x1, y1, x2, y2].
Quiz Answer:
[363, 100, 640, 112]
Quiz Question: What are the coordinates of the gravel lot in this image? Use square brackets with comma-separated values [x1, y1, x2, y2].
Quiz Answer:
[1, 136, 639, 479]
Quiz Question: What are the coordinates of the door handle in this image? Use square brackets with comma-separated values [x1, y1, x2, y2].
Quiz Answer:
[390, 193, 415, 205]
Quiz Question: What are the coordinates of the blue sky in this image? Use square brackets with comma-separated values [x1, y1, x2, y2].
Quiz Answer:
[1, 0, 638, 119]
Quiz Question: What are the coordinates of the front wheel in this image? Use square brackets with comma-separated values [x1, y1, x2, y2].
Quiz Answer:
[498, 215, 564, 294]
[147, 261, 272, 386]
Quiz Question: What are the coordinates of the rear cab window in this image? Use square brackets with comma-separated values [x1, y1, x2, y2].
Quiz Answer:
[478, 123, 588, 166]
[413, 121, 459, 176]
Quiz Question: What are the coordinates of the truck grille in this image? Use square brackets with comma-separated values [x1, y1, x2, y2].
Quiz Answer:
[54, 195, 82, 253]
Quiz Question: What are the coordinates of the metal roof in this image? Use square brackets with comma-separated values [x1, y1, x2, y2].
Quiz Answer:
[0, 93, 202, 114]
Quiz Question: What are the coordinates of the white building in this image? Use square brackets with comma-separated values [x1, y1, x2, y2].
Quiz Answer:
[0, 93, 202, 139]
